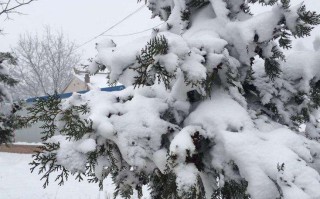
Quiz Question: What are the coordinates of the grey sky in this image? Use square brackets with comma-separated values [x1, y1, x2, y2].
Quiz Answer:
[0, 0, 160, 58]
[0, 0, 319, 61]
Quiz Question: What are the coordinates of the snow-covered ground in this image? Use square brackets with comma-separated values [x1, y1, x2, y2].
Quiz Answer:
[0, 152, 105, 199]
[0, 152, 149, 199]
[12, 142, 43, 146]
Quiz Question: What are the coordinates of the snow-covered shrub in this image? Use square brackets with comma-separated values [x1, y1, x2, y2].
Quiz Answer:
[0, 53, 19, 144]
[29, 0, 320, 198]
[0, 0, 36, 144]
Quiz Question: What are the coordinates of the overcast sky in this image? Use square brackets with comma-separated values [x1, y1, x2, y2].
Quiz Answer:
[0, 0, 160, 58]
[0, 0, 319, 61]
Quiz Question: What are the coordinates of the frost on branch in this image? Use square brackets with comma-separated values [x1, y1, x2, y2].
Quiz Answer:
[28, 0, 320, 199]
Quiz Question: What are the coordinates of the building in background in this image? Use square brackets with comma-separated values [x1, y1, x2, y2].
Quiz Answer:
[63, 68, 111, 93]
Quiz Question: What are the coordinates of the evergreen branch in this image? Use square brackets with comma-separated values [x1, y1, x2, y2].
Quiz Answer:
[134, 35, 171, 88]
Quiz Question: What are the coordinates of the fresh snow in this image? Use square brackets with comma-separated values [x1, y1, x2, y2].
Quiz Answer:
[0, 152, 103, 199]
[0, 152, 150, 199]
[13, 142, 43, 146]
[185, 90, 320, 199]
[13, 0, 320, 198]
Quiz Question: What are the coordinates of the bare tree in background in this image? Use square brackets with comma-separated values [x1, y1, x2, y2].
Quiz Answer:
[0, 0, 35, 21]
[10, 27, 80, 99]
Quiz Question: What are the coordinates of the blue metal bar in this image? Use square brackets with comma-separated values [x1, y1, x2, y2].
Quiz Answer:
[25, 85, 125, 103]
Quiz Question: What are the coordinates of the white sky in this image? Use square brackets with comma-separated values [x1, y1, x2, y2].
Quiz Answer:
[0, 0, 319, 61]
[0, 0, 160, 59]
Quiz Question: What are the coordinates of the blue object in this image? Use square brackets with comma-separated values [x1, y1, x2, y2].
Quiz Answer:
[25, 85, 125, 103]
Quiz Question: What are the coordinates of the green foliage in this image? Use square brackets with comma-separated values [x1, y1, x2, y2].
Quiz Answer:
[115, 183, 134, 199]
[183, 0, 210, 26]
[240, 3, 252, 14]
[0, 52, 18, 101]
[24, 0, 320, 198]
[88, 141, 127, 193]
[27, 95, 62, 141]
[212, 180, 250, 199]
[146, 1, 171, 21]
[27, 94, 139, 195]
[272, 8, 292, 50]
[0, 118, 14, 144]
[298, 5, 320, 26]
[60, 105, 93, 141]
[291, 92, 310, 124]
[180, 180, 206, 199]
[277, 28, 292, 49]
[113, 170, 148, 199]
[27, 93, 233, 198]
[30, 140, 120, 189]
[30, 142, 69, 188]
[181, 9, 191, 22]
[167, 130, 211, 199]
[0, 52, 17, 66]
[0, 52, 20, 144]
[150, 165, 206, 199]
[291, 107, 310, 125]
[255, 1, 320, 80]
[294, 5, 320, 37]
[270, 46, 285, 61]
[0, 102, 25, 144]
[311, 81, 320, 109]
[202, 71, 217, 98]
[255, 44, 284, 80]
[86, 142, 121, 190]
[290, 82, 320, 127]
[249, 0, 278, 6]
[186, 0, 210, 9]
[149, 168, 180, 199]
[280, 0, 290, 10]
[295, 24, 313, 38]
[0, 69, 18, 88]
[27, 95, 93, 141]
[28, 95, 95, 187]
[264, 46, 284, 80]
[187, 131, 210, 171]
[135, 35, 173, 89]
[162, 6, 172, 20]
[264, 58, 281, 80]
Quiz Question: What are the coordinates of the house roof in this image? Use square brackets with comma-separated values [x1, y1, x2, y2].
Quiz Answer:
[72, 67, 121, 90]
[74, 73, 111, 90]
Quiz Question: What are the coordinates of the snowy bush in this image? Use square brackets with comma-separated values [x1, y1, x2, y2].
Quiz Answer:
[29, 0, 320, 198]
[0, 53, 19, 144]
[0, 0, 36, 144]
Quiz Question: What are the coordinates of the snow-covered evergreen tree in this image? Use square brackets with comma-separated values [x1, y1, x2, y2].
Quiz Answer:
[0, 52, 18, 144]
[29, 0, 320, 198]
[0, 0, 35, 144]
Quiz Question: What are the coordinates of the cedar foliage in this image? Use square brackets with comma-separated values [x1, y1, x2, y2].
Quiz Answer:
[27, 0, 320, 198]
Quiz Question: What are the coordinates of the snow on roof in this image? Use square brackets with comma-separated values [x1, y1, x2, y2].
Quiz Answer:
[74, 73, 110, 90]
